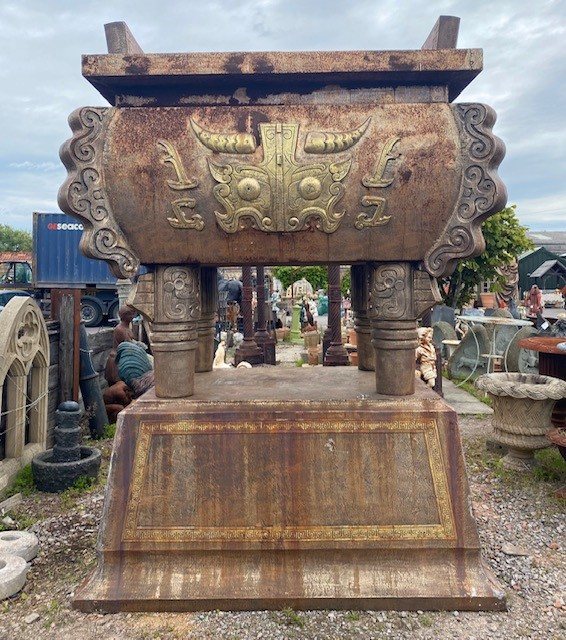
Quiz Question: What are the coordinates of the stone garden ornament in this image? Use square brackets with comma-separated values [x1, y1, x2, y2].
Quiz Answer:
[59, 18, 507, 612]
[476, 373, 566, 470]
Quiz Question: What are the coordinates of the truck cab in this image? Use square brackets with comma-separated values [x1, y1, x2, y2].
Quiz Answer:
[0, 260, 33, 288]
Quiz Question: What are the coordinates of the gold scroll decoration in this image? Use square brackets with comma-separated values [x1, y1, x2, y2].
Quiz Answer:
[356, 136, 401, 230]
[157, 139, 204, 230]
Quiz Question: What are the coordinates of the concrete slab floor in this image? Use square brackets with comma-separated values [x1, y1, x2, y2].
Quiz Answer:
[442, 378, 493, 416]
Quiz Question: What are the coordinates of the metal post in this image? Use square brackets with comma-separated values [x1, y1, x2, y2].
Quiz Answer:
[234, 266, 264, 366]
[324, 265, 349, 366]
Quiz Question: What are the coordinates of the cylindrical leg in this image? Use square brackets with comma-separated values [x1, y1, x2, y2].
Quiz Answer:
[196, 267, 218, 373]
[372, 319, 418, 395]
[234, 266, 263, 366]
[128, 265, 200, 398]
[324, 265, 349, 366]
[254, 266, 276, 365]
[151, 322, 197, 398]
[351, 264, 374, 371]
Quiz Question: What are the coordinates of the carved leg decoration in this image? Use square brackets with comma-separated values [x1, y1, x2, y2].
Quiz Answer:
[369, 262, 441, 396]
[128, 265, 200, 398]
[253, 266, 276, 365]
[196, 267, 218, 373]
[234, 266, 264, 366]
[324, 264, 349, 366]
[351, 264, 374, 371]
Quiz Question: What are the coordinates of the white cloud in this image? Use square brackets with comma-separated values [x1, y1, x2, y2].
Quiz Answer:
[0, 0, 564, 233]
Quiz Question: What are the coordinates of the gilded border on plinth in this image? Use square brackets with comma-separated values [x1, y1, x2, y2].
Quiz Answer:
[122, 419, 455, 543]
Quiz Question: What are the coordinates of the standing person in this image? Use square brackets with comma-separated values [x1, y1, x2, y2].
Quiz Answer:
[308, 296, 319, 328]
[526, 284, 543, 317]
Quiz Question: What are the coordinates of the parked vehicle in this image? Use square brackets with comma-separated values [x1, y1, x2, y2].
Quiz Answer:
[0, 213, 121, 327]
[0, 289, 33, 313]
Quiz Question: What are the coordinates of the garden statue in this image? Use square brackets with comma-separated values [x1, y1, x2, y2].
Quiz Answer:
[416, 327, 437, 388]
[114, 341, 154, 397]
[212, 339, 231, 369]
[495, 259, 519, 306]
[59, 17, 507, 612]
[526, 284, 544, 316]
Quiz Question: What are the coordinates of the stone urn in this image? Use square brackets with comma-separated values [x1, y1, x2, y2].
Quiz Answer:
[476, 373, 566, 470]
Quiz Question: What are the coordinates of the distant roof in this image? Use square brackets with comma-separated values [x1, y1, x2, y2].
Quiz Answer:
[529, 259, 566, 279]
[527, 230, 566, 254]
[0, 251, 32, 262]
[518, 248, 540, 260]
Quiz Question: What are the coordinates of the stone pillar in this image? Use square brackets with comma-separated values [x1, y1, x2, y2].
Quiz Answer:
[28, 364, 48, 446]
[351, 264, 374, 371]
[128, 265, 200, 398]
[234, 266, 263, 366]
[5, 374, 25, 460]
[196, 267, 218, 373]
[254, 266, 276, 365]
[324, 265, 349, 366]
[290, 303, 303, 343]
[369, 262, 441, 396]
[116, 278, 134, 310]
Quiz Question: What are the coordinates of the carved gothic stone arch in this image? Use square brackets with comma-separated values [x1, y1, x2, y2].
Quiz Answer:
[0, 297, 49, 491]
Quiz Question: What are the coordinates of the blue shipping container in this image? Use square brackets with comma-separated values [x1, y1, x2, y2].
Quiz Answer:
[33, 212, 117, 288]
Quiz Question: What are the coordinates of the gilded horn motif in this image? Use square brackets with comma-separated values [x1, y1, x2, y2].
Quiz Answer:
[157, 139, 204, 230]
[356, 136, 401, 229]
[190, 118, 257, 154]
[304, 118, 371, 154]
[192, 120, 362, 233]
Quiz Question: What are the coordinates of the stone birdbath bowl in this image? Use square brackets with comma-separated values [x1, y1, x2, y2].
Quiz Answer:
[476, 372, 566, 471]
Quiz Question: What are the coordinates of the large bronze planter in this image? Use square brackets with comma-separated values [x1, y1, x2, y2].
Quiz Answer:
[476, 373, 566, 470]
[60, 19, 507, 612]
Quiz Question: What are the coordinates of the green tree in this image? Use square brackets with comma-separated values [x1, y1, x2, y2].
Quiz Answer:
[340, 268, 351, 296]
[0, 224, 32, 252]
[271, 266, 328, 291]
[438, 205, 533, 308]
[271, 266, 351, 295]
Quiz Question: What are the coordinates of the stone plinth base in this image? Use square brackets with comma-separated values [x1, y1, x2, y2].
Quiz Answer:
[74, 368, 505, 612]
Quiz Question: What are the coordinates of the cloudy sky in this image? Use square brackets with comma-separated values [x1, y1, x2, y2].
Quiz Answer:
[0, 0, 564, 232]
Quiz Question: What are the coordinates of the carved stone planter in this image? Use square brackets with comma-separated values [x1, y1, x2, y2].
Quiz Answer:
[476, 373, 566, 471]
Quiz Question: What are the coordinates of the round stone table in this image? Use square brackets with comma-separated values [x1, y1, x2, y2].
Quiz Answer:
[518, 336, 566, 455]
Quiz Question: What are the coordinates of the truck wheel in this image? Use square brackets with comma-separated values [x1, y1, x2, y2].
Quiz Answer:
[108, 300, 120, 322]
[81, 296, 104, 327]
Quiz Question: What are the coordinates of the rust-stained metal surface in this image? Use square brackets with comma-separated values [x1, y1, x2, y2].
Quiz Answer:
[73, 368, 505, 612]
[519, 337, 566, 432]
[518, 336, 566, 356]
[58, 102, 505, 277]
[82, 49, 483, 105]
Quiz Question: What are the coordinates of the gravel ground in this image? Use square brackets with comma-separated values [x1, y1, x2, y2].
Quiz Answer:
[0, 413, 564, 640]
